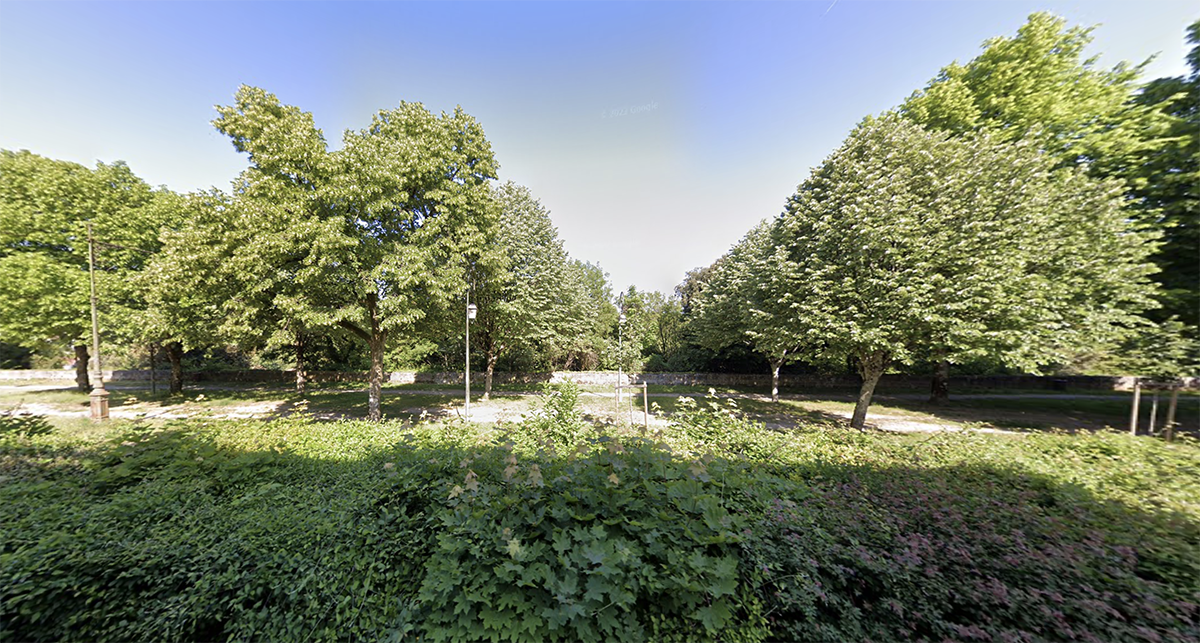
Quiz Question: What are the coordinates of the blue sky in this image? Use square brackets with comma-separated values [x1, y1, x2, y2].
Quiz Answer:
[1, 1, 1195, 295]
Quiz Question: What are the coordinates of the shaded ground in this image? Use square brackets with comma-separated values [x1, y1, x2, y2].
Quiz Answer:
[1, 380, 1194, 437]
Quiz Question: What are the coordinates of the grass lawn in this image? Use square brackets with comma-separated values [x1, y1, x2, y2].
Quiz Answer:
[2, 383, 1197, 642]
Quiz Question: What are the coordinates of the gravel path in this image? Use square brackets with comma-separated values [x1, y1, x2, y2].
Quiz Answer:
[3, 382, 1147, 435]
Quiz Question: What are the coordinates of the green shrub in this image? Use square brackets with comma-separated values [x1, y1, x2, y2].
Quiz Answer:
[0, 407, 53, 438]
[412, 437, 769, 642]
[521, 380, 589, 452]
[1, 414, 1196, 642]
[744, 466, 1199, 642]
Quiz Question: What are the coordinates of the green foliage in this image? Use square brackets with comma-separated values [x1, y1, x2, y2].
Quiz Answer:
[197, 86, 503, 418]
[765, 115, 1159, 427]
[669, 391, 787, 462]
[0, 150, 174, 385]
[521, 379, 589, 451]
[0, 341, 32, 369]
[1131, 20, 1200, 332]
[415, 437, 767, 642]
[900, 12, 1168, 178]
[470, 182, 591, 392]
[554, 260, 619, 370]
[1, 412, 1196, 642]
[0, 408, 52, 438]
[1105, 317, 1199, 380]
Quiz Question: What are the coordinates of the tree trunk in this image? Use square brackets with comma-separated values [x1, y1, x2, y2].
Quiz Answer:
[73, 344, 90, 392]
[295, 332, 307, 396]
[769, 357, 784, 403]
[167, 342, 184, 395]
[149, 343, 158, 396]
[337, 301, 385, 421]
[929, 359, 950, 405]
[367, 332, 384, 421]
[850, 351, 890, 431]
[484, 351, 498, 401]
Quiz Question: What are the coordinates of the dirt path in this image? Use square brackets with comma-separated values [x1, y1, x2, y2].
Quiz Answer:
[3, 382, 1164, 435]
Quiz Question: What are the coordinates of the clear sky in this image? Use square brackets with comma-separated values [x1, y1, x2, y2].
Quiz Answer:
[1, 1, 1195, 296]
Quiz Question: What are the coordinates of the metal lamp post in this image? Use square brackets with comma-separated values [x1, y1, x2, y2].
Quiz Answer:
[617, 311, 626, 403]
[86, 223, 109, 421]
[465, 302, 477, 418]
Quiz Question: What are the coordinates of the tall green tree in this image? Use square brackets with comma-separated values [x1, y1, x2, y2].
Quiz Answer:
[611, 286, 684, 372]
[691, 222, 808, 401]
[471, 182, 580, 399]
[553, 260, 617, 370]
[901, 12, 1187, 394]
[773, 115, 1157, 430]
[138, 190, 253, 395]
[1131, 20, 1199, 331]
[211, 86, 499, 420]
[901, 12, 1168, 177]
[0, 150, 161, 391]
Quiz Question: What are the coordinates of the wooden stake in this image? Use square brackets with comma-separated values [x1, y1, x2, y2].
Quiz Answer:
[642, 382, 649, 430]
[1149, 391, 1159, 435]
[1165, 386, 1179, 443]
[1129, 379, 1141, 436]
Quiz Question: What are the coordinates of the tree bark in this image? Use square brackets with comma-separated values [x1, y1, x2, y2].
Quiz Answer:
[929, 359, 950, 405]
[73, 344, 90, 392]
[484, 351, 498, 401]
[166, 342, 184, 395]
[295, 332, 307, 396]
[368, 332, 384, 421]
[364, 296, 387, 422]
[769, 356, 784, 403]
[336, 311, 384, 421]
[851, 351, 890, 431]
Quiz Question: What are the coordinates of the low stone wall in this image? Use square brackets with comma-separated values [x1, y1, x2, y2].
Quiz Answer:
[1, 369, 1193, 391]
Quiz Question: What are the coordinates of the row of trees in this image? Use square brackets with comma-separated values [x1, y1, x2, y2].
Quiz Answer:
[684, 14, 1198, 429]
[1, 14, 1194, 427]
[1, 88, 658, 420]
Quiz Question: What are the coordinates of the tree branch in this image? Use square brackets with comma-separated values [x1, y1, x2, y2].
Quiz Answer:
[338, 320, 370, 341]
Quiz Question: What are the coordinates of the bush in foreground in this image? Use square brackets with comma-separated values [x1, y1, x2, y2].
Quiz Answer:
[1, 395, 1197, 641]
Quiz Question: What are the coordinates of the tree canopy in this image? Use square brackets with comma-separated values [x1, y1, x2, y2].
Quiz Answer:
[768, 115, 1158, 428]
[0, 150, 166, 390]
[207, 86, 500, 419]
[471, 182, 585, 398]
[1130, 19, 1200, 331]
[900, 12, 1169, 178]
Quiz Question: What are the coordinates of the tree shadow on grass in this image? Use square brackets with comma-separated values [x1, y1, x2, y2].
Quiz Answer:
[872, 393, 1200, 436]
[2, 420, 1196, 642]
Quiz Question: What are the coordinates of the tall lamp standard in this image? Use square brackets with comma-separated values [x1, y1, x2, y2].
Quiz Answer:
[617, 311, 626, 403]
[465, 302, 477, 418]
[86, 223, 109, 421]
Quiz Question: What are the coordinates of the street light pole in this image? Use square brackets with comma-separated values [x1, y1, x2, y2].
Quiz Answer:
[617, 310, 626, 403]
[466, 302, 477, 419]
[86, 223, 109, 421]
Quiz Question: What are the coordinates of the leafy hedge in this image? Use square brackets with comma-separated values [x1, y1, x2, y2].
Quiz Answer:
[1, 391, 1197, 641]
